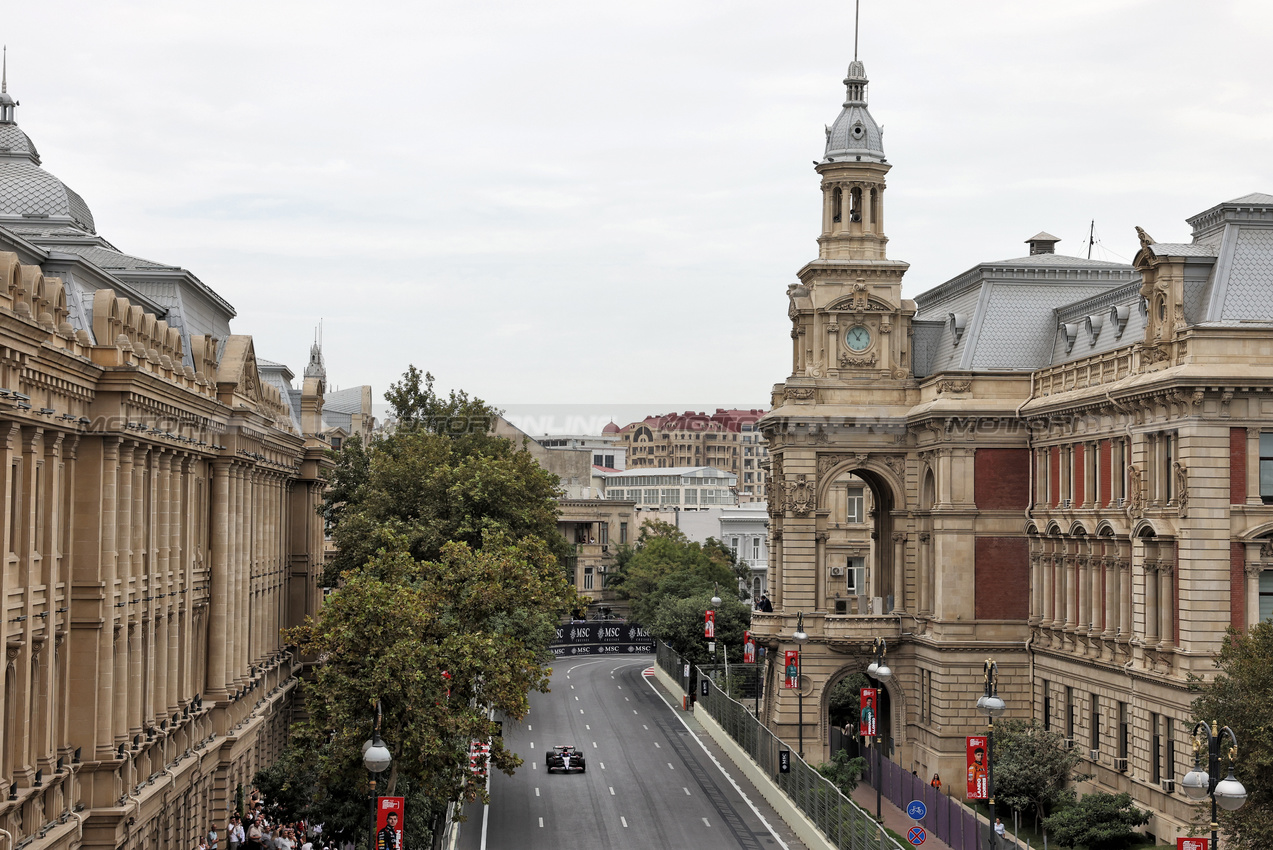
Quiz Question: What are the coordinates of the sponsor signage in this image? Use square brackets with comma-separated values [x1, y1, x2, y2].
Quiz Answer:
[549, 622, 655, 656]
[376, 797, 405, 850]
[550, 642, 655, 657]
[743, 631, 756, 664]
[1177, 840, 1208, 850]
[778, 750, 791, 774]
[705, 610, 716, 638]
[701, 679, 709, 697]
[966, 736, 989, 800]
[860, 687, 878, 737]
[784, 650, 799, 689]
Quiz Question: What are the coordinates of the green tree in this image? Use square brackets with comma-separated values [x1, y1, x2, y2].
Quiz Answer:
[817, 748, 868, 796]
[1188, 621, 1273, 850]
[992, 719, 1089, 830]
[826, 673, 872, 729]
[1042, 791, 1150, 850]
[284, 533, 581, 844]
[320, 369, 567, 584]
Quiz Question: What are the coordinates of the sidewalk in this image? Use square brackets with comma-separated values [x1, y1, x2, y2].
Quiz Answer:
[848, 783, 953, 850]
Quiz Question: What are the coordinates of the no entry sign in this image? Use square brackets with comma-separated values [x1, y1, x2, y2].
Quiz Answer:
[907, 825, 926, 845]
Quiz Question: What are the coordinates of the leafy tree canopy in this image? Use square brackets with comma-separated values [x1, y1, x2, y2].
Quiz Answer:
[826, 673, 872, 728]
[992, 719, 1089, 829]
[281, 533, 581, 843]
[817, 748, 868, 796]
[320, 367, 567, 584]
[1041, 791, 1150, 850]
[1189, 621, 1273, 850]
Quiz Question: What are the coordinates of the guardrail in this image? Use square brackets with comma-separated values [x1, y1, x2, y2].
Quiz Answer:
[657, 641, 906, 850]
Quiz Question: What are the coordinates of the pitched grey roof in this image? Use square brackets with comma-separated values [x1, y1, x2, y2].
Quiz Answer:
[1026, 231, 1061, 242]
[1226, 192, 1273, 205]
[1147, 242, 1218, 257]
[981, 253, 1129, 268]
[55, 244, 176, 270]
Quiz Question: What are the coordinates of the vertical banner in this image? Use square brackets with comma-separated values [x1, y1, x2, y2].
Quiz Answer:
[859, 687, 878, 737]
[705, 609, 716, 638]
[966, 736, 989, 800]
[376, 796, 405, 850]
[784, 650, 799, 688]
[743, 631, 756, 663]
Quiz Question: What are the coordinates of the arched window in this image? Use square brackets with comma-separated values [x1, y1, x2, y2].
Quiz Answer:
[850, 187, 863, 222]
[832, 187, 843, 223]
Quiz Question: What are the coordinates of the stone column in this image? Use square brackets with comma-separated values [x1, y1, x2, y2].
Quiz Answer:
[1118, 552, 1132, 641]
[1143, 560, 1160, 645]
[892, 531, 905, 613]
[918, 532, 930, 615]
[1076, 543, 1090, 633]
[207, 460, 231, 697]
[155, 451, 172, 722]
[1041, 547, 1054, 626]
[1158, 557, 1174, 648]
[1063, 548, 1076, 630]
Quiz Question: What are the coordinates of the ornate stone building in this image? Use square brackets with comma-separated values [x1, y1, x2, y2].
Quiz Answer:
[753, 48, 1273, 843]
[0, 79, 331, 848]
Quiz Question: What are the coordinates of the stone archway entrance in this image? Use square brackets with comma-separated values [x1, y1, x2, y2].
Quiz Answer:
[820, 465, 897, 613]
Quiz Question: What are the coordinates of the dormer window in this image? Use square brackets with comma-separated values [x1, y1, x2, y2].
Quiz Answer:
[1084, 314, 1104, 345]
[1109, 304, 1130, 338]
[948, 313, 967, 344]
[1062, 322, 1080, 353]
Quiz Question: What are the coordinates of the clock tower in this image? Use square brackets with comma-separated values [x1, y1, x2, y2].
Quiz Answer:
[784, 55, 913, 383]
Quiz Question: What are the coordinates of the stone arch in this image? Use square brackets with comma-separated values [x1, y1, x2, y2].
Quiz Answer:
[818, 460, 905, 606]
[920, 465, 936, 511]
[819, 661, 908, 754]
[1044, 520, 1064, 537]
[0, 252, 20, 306]
[1095, 520, 1120, 538]
[1068, 519, 1094, 537]
[92, 289, 121, 345]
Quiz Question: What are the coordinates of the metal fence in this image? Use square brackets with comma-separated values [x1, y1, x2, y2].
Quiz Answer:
[861, 754, 994, 850]
[656, 642, 906, 850]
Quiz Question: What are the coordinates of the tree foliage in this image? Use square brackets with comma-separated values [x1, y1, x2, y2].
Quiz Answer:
[1041, 791, 1150, 850]
[826, 673, 872, 728]
[1189, 621, 1273, 850]
[992, 719, 1089, 829]
[608, 520, 751, 663]
[817, 748, 868, 796]
[281, 533, 580, 844]
[320, 367, 567, 584]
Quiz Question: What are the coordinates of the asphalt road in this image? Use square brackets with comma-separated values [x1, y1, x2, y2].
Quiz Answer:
[458, 655, 793, 850]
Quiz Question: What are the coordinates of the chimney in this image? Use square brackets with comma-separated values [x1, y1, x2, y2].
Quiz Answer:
[1026, 232, 1061, 255]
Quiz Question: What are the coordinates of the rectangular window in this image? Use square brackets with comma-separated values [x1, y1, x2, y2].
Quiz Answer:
[1260, 571, 1273, 621]
[619, 522, 628, 544]
[846, 557, 865, 594]
[1066, 686, 1075, 739]
[1263, 432, 1273, 502]
[1042, 681, 1052, 731]
[583, 567, 594, 590]
[846, 486, 864, 524]
[1118, 702, 1129, 761]
[1090, 693, 1100, 750]
[660, 488, 679, 505]
[684, 489, 697, 505]
[731, 537, 740, 553]
[604, 454, 615, 468]
[643, 488, 658, 504]
[594, 454, 604, 466]
[1165, 717, 1175, 785]
[1151, 713, 1161, 783]
[598, 524, 608, 545]
[752, 538, 760, 561]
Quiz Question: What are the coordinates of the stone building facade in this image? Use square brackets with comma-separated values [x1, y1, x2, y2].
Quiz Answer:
[752, 49, 1273, 843]
[615, 409, 769, 500]
[0, 81, 330, 848]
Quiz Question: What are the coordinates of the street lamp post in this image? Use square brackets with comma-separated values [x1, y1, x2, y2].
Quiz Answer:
[792, 612, 808, 758]
[363, 702, 393, 850]
[711, 585, 723, 684]
[976, 660, 1006, 849]
[866, 637, 892, 821]
[1182, 720, 1247, 848]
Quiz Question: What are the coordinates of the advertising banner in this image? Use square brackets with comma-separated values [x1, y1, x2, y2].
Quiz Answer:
[705, 610, 716, 638]
[743, 631, 756, 664]
[860, 687, 878, 737]
[375, 796, 405, 850]
[549, 622, 655, 656]
[966, 736, 989, 800]
[784, 650, 799, 688]
[1177, 839, 1208, 850]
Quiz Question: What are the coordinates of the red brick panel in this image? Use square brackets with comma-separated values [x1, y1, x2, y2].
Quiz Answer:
[1050, 447, 1061, 507]
[1098, 439, 1112, 507]
[974, 448, 1030, 510]
[975, 537, 1030, 620]
[1231, 542, 1247, 630]
[1073, 444, 1086, 506]
[1231, 428, 1247, 505]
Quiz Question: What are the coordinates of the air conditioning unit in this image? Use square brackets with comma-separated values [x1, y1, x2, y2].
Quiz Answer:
[1062, 498, 1071, 508]
[1064, 738, 1078, 751]
[1117, 497, 1126, 506]
[830, 566, 845, 577]
[1113, 757, 1128, 773]
[1160, 779, 1175, 793]
[1090, 749, 1100, 762]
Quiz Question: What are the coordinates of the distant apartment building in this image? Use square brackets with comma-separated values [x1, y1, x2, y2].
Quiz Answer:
[612, 409, 769, 501]
[599, 466, 738, 508]
[539, 433, 626, 471]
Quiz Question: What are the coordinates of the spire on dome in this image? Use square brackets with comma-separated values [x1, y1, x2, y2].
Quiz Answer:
[305, 324, 326, 379]
[0, 46, 17, 124]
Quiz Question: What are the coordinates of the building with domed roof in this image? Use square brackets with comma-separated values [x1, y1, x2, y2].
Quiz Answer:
[0, 69, 342, 850]
[752, 39, 1273, 845]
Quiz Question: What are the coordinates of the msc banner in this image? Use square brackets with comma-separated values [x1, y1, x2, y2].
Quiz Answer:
[550, 622, 655, 656]
[860, 687, 878, 737]
[966, 736, 989, 800]
[375, 797, 404, 850]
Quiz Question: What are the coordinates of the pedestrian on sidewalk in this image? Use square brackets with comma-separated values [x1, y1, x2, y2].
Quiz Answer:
[994, 817, 1006, 846]
[930, 773, 941, 791]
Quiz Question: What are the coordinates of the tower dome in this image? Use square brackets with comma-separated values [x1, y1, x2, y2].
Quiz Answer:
[822, 60, 885, 164]
[0, 63, 97, 234]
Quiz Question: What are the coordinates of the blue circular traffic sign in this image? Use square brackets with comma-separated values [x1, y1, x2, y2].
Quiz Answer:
[907, 800, 927, 820]
[907, 826, 926, 845]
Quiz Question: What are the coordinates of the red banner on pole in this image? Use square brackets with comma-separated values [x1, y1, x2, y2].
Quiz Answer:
[376, 797, 405, 850]
[1177, 839, 1208, 850]
[966, 736, 989, 800]
[743, 631, 756, 664]
[859, 687, 878, 737]
[784, 650, 799, 688]
[705, 609, 716, 638]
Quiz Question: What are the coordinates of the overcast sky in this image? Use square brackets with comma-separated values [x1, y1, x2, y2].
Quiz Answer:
[5, 1, 1271, 422]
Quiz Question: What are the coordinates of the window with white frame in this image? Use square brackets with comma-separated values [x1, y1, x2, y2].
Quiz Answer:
[583, 567, 594, 590]
[1261, 433, 1273, 504]
[660, 488, 679, 505]
[1261, 570, 1273, 622]
[684, 488, 697, 504]
[752, 537, 761, 561]
[845, 557, 865, 594]
[846, 486, 865, 524]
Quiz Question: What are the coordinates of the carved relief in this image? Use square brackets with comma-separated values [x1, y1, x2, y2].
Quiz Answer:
[839, 353, 878, 368]
[783, 474, 816, 516]
[784, 387, 816, 400]
[1174, 461, 1188, 517]
[936, 380, 972, 394]
[1127, 464, 1145, 516]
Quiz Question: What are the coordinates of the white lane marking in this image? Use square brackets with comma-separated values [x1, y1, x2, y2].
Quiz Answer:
[599, 762, 605, 769]
[535, 788, 540, 796]
[624, 697, 629, 702]
[538, 818, 544, 828]
[642, 725, 648, 730]
[683, 787, 691, 795]
[532, 762, 536, 770]
[643, 673, 791, 850]
[530, 742, 534, 748]
[571, 685, 575, 690]
[585, 725, 590, 730]
[654, 742, 661, 749]
[575, 696, 579, 701]
[528, 725, 532, 731]
[667, 763, 675, 770]
[632, 710, 638, 714]
[592, 742, 598, 748]
[609, 786, 615, 795]
[620, 817, 628, 828]
[703, 818, 712, 827]
[617, 685, 622, 689]
[580, 709, 584, 714]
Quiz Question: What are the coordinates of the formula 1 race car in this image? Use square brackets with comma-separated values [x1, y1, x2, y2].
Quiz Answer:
[545, 745, 586, 773]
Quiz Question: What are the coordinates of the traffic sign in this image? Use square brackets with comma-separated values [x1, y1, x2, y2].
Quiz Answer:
[906, 800, 927, 820]
[907, 826, 926, 846]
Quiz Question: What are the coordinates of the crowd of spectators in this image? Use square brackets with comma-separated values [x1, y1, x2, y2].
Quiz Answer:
[197, 790, 334, 850]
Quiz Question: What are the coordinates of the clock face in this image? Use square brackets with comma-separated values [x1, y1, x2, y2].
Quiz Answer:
[845, 325, 872, 351]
